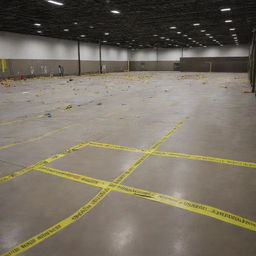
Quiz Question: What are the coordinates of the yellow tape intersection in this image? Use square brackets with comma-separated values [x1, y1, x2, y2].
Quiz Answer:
[0, 121, 185, 256]
[88, 142, 256, 169]
[36, 166, 256, 232]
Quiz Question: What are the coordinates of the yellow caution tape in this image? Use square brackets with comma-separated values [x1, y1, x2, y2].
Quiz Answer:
[0, 141, 90, 184]
[89, 142, 256, 169]
[36, 166, 256, 232]
[0, 124, 79, 150]
[0, 121, 185, 256]
[0, 114, 46, 126]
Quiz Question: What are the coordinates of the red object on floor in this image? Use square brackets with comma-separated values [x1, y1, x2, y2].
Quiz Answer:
[20, 75, 24, 80]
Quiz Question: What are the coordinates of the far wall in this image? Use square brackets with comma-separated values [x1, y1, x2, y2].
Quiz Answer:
[0, 31, 128, 78]
[129, 45, 249, 72]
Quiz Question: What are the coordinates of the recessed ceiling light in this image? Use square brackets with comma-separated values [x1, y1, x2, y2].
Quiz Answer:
[229, 28, 236, 31]
[206, 33, 210, 36]
[166, 38, 170, 41]
[153, 34, 158, 37]
[47, 0, 64, 6]
[111, 10, 120, 14]
[104, 32, 109, 35]
[64, 29, 69, 32]
[225, 20, 232, 23]
[80, 35, 85, 37]
[170, 26, 176, 29]
[160, 37, 165, 39]
[34, 23, 41, 27]
[188, 38, 192, 40]
[232, 34, 237, 37]
[183, 34, 188, 37]
[102, 40, 107, 43]
[132, 39, 135, 41]
[209, 36, 213, 38]
[116, 43, 120, 45]
[37, 31, 42, 33]
[177, 32, 181, 34]
[89, 26, 94, 29]
[193, 23, 200, 26]
[74, 22, 78, 25]
[221, 8, 231, 12]
[139, 45, 143, 47]
[200, 30, 206, 32]
[203, 46, 207, 47]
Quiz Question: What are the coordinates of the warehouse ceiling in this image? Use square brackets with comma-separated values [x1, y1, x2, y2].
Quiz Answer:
[1, 0, 256, 48]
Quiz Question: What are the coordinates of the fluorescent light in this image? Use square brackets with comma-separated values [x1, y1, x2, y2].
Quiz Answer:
[188, 38, 192, 40]
[104, 32, 109, 35]
[177, 31, 181, 34]
[64, 29, 69, 32]
[80, 35, 85, 37]
[89, 26, 94, 29]
[225, 20, 232, 23]
[230, 28, 236, 31]
[47, 0, 64, 6]
[183, 34, 188, 37]
[166, 38, 170, 41]
[74, 22, 78, 25]
[37, 31, 42, 34]
[102, 40, 107, 43]
[206, 33, 210, 36]
[116, 43, 120, 45]
[200, 30, 206, 32]
[221, 8, 231, 12]
[160, 37, 165, 39]
[232, 34, 237, 36]
[170, 26, 176, 29]
[34, 23, 41, 27]
[153, 34, 158, 37]
[193, 23, 200, 26]
[209, 36, 213, 38]
[111, 10, 120, 14]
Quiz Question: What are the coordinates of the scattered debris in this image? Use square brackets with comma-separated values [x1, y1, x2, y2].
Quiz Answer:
[178, 74, 206, 80]
[1, 83, 11, 87]
[93, 91, 100, 95]
[65, 104, 73, 110]
[243, 90, 253, 93]
[23, 91, 30, 94]
[219, 85, 228, 88]
[35, 94, 41, 97]
[69, 79, 74, 81]
[97, 103, 102, 106]
[46, 113, 52, 118]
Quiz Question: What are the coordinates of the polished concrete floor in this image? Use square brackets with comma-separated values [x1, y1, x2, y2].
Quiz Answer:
[0, 72, 255, 256]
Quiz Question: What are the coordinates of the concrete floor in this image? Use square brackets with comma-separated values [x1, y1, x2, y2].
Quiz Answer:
[0, 71, 255, 256]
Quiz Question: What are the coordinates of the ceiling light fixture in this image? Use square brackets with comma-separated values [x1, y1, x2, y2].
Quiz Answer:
[153, 34, 158, 37]
[229, 28, 236, 31]
[177, 32, 181, 34]
[104, 32, 109, 35]
[80, 35, 85, 37]
[37, 31, 42, 33]
[183, 34, 188, 37]
[225, 20, 232, 23]
[47, 0, 64, 6]
[200, 30, 206, 32]
[34, 23, 41, 27]
[102, 40, 107, 43]
[221, 8, 231, 12]
[64, 29, 69, 32]
[170, 26, 176, 29]
[111, 10, 120, 14]
[193, 23, 200, 26]
[74, 22, 78, 25]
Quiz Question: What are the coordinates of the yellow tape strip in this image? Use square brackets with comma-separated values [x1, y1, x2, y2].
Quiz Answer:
[0, 121, 185, 256]
[1, 59, 7, 72]
[0, 124, 79, 150]
[89, 142, 256, 169]
[36, 166, 256, 232]
[0, 142, 90, 184]
[0, 114, 46, 126]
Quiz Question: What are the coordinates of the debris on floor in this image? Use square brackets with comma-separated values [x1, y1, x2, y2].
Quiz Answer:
[219, 85, 228, 88]
[46, 113, 52, 118]
[1, 82, 11, 87]
[35, 93, 41, 97]
[178, 74, 206, 80]
[97, 103, 102, 105]
[65, 104, 73, 110]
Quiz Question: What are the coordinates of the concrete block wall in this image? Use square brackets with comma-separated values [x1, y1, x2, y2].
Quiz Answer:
[0, 32, 128, 79]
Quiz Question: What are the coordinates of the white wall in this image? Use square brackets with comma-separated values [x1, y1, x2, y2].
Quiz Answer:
[80, 42, 99, 61]
[183, 45, 249, 58]
[0, 32, 128, 61]
[129, 45, 249, 61]
[102, 45, 128, 61]
[0, 31, 78, 60]
[129, 49, 157, 61]
[158, 48, 183, 61]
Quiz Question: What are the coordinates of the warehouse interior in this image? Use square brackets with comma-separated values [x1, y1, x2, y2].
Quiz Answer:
[0, 1, 256, 256]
